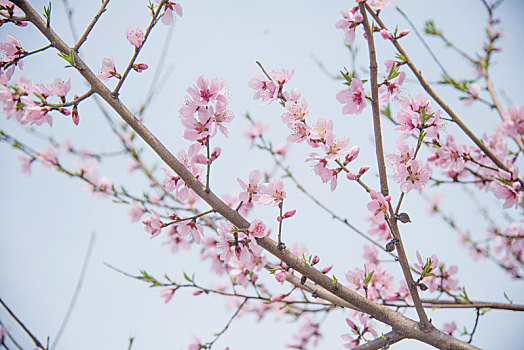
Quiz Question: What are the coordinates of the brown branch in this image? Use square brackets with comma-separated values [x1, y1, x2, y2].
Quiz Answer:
[359, 2, 430, 330]
[112, 0, 165, 94]
[354, 331, 405, 350]
[13, 1, 480, 348]
[73, 0, 109, 51]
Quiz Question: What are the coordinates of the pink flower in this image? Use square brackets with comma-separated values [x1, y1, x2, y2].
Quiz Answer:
[257, 178, 286, 205]
[502, 106, 524, 138]
[248, 68, 293, 103]
[335, 9, 363, 45]
[275, 270, 286, 283]
[128, 202, 145, 222]
[155, 0, 183, 25]
[396, 159, 432, 193]
[248, 72, 277, 103]
[97, 56, 120, 81]
[367, 190, 391, 224]
[442, 321, 457, 336]
[187, 75, 226, 105]
[414, 251, 439, 277]
[238, 169, 263, 204]
[126, 27, 144, 49]
[0, 34, 24, 63]
[336, 78, 367, 115]
[379, 71, 406, 103]
[18, 154, 32, 174]
[369, 0, 393, 11]
[464, 83, 481, 106]
[160, 288, 175, 303]
[428, 135, 467, 173]
[282, 88, 308, 125]
[492, 169, 522, 209]
[248, 219, 267, 238]
[142, 210, 163, 238]
[244, 122, 269, 147]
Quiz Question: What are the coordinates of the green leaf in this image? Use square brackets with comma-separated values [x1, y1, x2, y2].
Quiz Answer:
[340, 68, 353, 86]
[424, 20, 442, 36]
[183, 271, 193, 283]
[504, 292, 513, 303]
[57, 50, 75, 68]
[43, 2, 51, 26]
[364, 270, 374, 285]
[380, 104, 391, 119]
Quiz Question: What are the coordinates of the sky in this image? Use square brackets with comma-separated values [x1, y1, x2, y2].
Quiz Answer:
[1, 0, 523, 349]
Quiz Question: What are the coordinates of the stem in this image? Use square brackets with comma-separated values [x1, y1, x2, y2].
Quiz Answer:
[358, 5, 389, 198]
[112, 0, 165, 95]
[73, 0, 109, 51]
[354, 331, 405, 350]
[205, 137, 211, 192]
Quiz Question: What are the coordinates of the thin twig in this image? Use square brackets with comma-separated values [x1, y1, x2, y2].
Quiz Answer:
[73, 0, 110, 51]
[113, 0, 165, 94]
[0, 298, 45, 349]
[395, 6, 449, 76]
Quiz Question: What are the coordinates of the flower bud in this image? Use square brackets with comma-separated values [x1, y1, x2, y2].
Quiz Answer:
[71, 105, 79, 125]
[321, 264, 333, 274]
[311, 255, 320, 266]
[132, 63, 149, 72]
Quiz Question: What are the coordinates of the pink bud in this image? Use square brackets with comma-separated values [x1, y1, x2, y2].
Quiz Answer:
[283, 209, 296, 218]
[71, 106, 79, 126]
[59, 107, 71, 116]
[270, 294, 286, 302]
[193, 290, 204, 296]
[358, 166, 370, 176]
[132, 63, 149, 72]
[193, 154, 209, 165]
[321, 264, 333, 274]
[275, 270, 286, 283]
[345, 146, 360, 163]
[397, 29, 410, 38]
[380, 29, 393, 40]
[210, 147, 221, 161]
[251, 273, 258, 283]
[311, 255, 320, 266]
[346, 172, 357, 180]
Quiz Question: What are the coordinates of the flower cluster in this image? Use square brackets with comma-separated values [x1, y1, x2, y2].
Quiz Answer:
[249, 69, 361, 191]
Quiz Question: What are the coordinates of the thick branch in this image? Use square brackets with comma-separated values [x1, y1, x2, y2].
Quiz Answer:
[359, 2, 430, 329]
